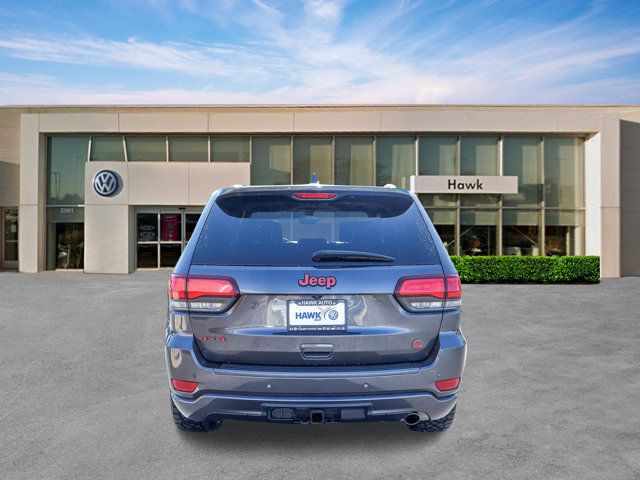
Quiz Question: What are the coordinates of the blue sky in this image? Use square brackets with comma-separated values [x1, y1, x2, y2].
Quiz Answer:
[0, 0, 639, 104]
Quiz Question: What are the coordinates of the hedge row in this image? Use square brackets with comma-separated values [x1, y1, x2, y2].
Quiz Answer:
[449, 256, 600, 284]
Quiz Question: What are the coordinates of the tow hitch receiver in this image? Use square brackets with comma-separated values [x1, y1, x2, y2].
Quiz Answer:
[310, 410, 324, 424]
[268, 407, 366, 423]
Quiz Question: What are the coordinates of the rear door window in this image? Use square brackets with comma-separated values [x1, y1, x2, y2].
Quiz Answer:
[192, 191, 440, 266]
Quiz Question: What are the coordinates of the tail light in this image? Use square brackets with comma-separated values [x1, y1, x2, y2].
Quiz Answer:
[168, 274, 238, 313]
[435, 377, 460, 391]
[395, 274, 462, 312]
[171, 379, 198, 393]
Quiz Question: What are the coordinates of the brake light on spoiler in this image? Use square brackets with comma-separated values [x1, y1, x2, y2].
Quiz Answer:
[168, 275, 238, 313]
[293, 192, 338, 199]
[395, 274, 462, 312]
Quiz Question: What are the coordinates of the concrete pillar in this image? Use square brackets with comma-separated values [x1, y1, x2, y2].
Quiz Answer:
[18, 114, 45, 272]
[599, 116, 621, 278]
[84, 162, 130, 273]
[584, 133, 601, 259]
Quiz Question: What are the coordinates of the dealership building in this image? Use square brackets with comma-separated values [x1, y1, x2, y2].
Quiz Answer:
[0, 104, 638, 277]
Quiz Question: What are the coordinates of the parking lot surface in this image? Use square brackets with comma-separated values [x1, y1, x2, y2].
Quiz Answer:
[1, 272, 639, 480]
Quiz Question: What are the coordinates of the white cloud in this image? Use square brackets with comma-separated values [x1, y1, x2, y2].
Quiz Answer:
[0, 37, 272, 79]
[303, 0, 345, 21]
[0, 0, 638, 104]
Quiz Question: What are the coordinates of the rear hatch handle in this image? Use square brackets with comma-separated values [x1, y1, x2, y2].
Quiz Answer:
[299, 343, 334, 360]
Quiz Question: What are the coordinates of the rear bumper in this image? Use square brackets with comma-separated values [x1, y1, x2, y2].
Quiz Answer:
[166, 331, 466, 423]
[170, 390, 456, 423]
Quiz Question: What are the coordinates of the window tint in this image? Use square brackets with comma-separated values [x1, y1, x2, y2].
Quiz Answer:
[251, 137, 291, 185]
[126, 136, 166, 161]
[335, 136, 374, 186]
[169, 136, 208, 162]
[544, 137, 584, 207]
[376, 136, 415, 188]
[211, 136, 249, 162]
[419, 136, 457, 175]
[192, 192, 439, 266]
[503, 136, 542, 206]
[47, 136, 89, 205]
[460, 136, 498, 175]
[293, 137, 333, 184]
[90, 136, 125, 162]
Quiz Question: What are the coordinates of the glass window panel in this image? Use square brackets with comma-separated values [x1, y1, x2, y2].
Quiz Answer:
[3, 208, 18, 263]
[193, 194, 440, 266]
[46, 206, 84, 223]
[4, 241, 17, 262]
[503, 136, 542, 207]
[160, 213, 182, 241]
[376, 136, 416, 188]
[460, 210, 497, 255]
[46, 207, 84, 270]
[544, 137, 584, 207]
[137, 244, 158, 268]
[425, 208, 456, 255]
[126, 136, 166, 162]
[503, 210, 541, 256]
[460, 136, 498, 175]
[185, 214, 200, 241]
[460, 194, 500, 207]
[137, 213, 158, 242]
[212, 136, 249, 162]
[47, 136, 89, 205]
[169, 136, 208, 162]
[418, 193, 457, 207]
[251, 136, 291, 185]
[293, 137, 333, 184]
[419, 136, 457, 175]
[545, 210, 584, 255]
[335, 136, 374, 185]
[160, 244, 182, 268]
[90, 136, 125, 162]
[4, 208, 18, 242]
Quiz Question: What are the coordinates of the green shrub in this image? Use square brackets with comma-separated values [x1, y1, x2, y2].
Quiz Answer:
[449, 256, 600, 284]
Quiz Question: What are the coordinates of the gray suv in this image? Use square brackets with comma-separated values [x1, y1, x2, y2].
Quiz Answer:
[166, 184, 466, 432]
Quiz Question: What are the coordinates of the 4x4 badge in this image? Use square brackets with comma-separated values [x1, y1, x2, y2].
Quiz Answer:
[298, 273, 337, 289]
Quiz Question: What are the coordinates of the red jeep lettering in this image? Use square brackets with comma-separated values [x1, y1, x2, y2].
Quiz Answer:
[298, 273, 337, 289]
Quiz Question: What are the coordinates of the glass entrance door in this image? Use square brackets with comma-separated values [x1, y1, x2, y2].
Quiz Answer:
[136, 208, 202, 269]
[2, 208, 18, 269]
[46, 207, 84, 270]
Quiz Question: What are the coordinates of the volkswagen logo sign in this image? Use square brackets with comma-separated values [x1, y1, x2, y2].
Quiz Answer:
[93, 170, 120, 197]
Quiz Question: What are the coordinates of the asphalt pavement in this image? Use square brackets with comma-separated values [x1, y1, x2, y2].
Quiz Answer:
[1, 271, 639, 480]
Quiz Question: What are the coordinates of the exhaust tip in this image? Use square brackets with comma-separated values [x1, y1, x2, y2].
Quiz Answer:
[404, 412, 429, 425]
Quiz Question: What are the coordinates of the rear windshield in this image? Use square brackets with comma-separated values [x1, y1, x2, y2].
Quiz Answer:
[191, 191, 440, 266]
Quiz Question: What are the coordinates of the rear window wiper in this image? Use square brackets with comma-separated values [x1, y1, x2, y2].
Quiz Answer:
[312, 250, 395, 263]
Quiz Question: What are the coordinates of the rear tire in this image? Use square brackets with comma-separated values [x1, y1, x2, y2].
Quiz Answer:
[407, 406, 456, 432]
[171, 399, 222, 432]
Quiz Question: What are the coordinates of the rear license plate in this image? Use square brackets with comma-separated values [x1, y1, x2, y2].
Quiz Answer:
[287, 299, 346, 332]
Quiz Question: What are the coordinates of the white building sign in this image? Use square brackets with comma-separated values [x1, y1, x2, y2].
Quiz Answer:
[410, 175, 518, 194]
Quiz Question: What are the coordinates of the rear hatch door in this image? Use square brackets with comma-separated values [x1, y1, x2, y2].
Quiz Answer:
[186, 188, 445, 366]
